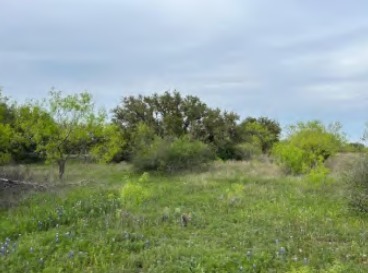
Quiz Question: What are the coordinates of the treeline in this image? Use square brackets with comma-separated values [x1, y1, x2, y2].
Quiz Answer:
[0, 89, 366, 178]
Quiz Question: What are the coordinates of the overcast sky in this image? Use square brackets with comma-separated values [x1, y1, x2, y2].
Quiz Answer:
[1, 0, 368, 141]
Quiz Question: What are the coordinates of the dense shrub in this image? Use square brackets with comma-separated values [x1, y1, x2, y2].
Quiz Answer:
[234, 142, 262, 161]
[120, 182, 150, 206]
[346, 154, 368, 213]
[272, 121, 344, 175]
[132, 136, 214, 173]
[272, 142, 310, 174]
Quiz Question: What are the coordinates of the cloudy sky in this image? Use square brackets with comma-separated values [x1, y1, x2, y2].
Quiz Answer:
[1, 0, 368, 141]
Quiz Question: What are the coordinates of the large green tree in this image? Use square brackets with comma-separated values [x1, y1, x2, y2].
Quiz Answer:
[113, 91, 240, 160]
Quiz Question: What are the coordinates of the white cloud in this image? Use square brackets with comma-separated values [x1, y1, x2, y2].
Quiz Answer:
[140, 0, 245, 26]
[300, 81, 368, 106]
[331, 42, 368, 76]
[282, 39, 368, 79]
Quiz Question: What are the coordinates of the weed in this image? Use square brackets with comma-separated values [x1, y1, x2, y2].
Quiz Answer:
[0, 160, 367, 272]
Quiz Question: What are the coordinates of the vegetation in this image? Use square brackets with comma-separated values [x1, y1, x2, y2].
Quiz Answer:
[132, 135, 215, 173]
[0, 90, 15, 164]
[272, 121, 344, 175]
[0, 88, 368, 272]
[2, 90, 121, 178]
[113, 91, 241, 160]
[346, 154, 368, 212]
[238, 116, 281, 153]
[1, 161, 368, 272]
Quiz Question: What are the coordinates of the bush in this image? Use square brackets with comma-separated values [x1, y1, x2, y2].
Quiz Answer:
[346, 154, 368, 213]
[272, 142, 311, 174]
[272, 121, 344, 175]
[120, 182, 150, 207]
[307, 163, 332, 185]
[132, 136, 215, 173]
[131, 136, 167, 172]
[234, 142, 262, 161]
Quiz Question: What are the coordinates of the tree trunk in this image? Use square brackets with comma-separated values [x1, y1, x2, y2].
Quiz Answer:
[58, 159, 66, 180]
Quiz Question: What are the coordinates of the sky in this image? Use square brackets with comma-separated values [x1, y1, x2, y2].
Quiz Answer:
[1, 0, 368, 141]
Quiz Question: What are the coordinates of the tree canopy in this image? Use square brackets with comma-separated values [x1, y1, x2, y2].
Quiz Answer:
[113, 91, 240, 160]
[14, 90, 121, 179]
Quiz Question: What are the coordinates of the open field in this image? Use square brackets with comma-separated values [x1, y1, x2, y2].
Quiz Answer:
[0, 158, 367, 272]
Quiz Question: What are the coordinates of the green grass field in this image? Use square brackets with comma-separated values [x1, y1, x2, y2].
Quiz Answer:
[0, 159, 367, 272]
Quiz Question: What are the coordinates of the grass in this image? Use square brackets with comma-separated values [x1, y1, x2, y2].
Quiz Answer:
[0, 159, 367, 272]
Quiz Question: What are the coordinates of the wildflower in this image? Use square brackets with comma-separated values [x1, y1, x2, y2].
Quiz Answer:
[278, 247, 286, 256]
[68, 250, 74, 258]
[0, 246, 6, 255]
[56, 207, 64, 219]
[144, 240, 151, 248]
[246, 250, 252, 259]
[30, 247, 34, 253]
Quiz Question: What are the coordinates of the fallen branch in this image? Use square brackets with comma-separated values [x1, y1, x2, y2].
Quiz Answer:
[0, 177, 47, 190]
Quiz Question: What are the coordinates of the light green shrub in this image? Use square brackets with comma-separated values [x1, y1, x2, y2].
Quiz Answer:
[307, 163, 332, 185]
[272, 142, 310, 174]
[120, 182, 150, 206]
[272, 121, 344, 175]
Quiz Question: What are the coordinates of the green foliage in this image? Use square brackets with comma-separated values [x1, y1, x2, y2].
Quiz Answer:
[346, 154, 368, 213]
[233, 142, 262, 161]
[113, 91, 240, 160]
[131, 136, 165, 172]
[288, 121, 344, 160]
[272, 142, 310, 174]
[341, 142, 366, 153]
[0, 90, 15, 164]
[120, 182, 150, 207]
[14, 90, 115, 179]
[238, 116, 281, 153]
[90, 123, 123, 163]
[0, 89, 15, 125]
[273, 121, 344, 175]
[132, 136, 214, 173]
[0, 123, 12, 164]
[287, 263, 350, 273]
[1, 161, 367, 272]
[307, 163, 332, 185]
[164, 136, 215, 172]
[224, 183, 244, 206]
